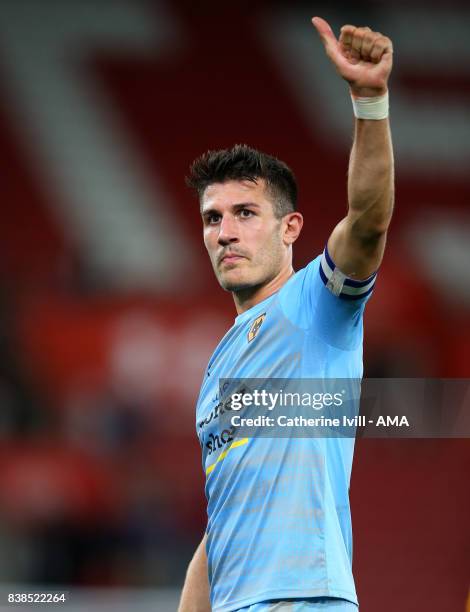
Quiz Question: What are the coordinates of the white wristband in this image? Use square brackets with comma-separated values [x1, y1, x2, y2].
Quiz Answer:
[351, 91, 389, 120]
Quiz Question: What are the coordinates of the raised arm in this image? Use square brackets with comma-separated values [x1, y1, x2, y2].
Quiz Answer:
[312, 17, 394, 280]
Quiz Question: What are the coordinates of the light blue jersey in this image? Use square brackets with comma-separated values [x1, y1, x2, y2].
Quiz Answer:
[195, 248, 376, 612]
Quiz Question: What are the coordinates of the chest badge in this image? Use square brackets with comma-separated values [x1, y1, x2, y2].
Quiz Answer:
[248, 313, 266, 342]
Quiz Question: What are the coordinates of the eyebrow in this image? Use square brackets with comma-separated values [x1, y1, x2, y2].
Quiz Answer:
[201, 202, 261, 216]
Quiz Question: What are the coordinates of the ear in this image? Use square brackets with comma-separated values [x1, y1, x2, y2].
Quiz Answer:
[282, 212, 303, 245]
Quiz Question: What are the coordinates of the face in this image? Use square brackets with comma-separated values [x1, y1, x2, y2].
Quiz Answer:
[201, 179, 295, 292]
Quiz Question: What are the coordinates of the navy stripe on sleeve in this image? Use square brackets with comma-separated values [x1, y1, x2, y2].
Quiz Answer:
[319, 246, 377, 300]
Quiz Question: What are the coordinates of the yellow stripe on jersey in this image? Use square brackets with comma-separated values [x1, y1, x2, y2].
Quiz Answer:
[205, 438, 249, 476]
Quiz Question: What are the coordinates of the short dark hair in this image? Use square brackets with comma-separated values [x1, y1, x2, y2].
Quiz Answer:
[186, 144, 298, 218]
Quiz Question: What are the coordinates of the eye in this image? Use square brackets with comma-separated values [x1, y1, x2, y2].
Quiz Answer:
[207, 213, 221, 225]
[239, 208, 254, 218]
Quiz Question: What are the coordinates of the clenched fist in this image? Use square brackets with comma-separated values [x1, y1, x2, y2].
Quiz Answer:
[312, 16, 393, 97]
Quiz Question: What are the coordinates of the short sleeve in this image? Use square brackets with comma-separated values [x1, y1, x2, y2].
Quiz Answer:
[279, 246, 377, 350]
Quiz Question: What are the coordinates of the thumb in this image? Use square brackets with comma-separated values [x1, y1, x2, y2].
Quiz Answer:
[311, 16, 338, 57]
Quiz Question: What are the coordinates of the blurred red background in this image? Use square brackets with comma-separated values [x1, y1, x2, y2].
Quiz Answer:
[0, 1, 468, 610]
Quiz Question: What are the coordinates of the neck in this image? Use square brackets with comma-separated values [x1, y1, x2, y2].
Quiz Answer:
[232, 262, 295, 315]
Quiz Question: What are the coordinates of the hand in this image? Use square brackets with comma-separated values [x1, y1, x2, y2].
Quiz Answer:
[311, 16, 393, 97]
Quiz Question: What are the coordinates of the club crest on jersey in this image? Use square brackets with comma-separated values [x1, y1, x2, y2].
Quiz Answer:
[248, 313, 266, 342]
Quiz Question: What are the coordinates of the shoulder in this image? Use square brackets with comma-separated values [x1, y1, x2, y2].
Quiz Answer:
[279, 247, 377, 349]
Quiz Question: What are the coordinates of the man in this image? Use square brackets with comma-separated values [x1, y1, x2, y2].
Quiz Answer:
[178, 15, 394, 612]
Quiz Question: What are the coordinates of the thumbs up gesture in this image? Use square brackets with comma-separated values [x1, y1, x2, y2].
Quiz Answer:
[312, 17, 393, 97]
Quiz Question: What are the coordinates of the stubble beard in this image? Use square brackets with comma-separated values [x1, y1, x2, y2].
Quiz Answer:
[215, 236, 285, 295]
[216, 263, 255, 293]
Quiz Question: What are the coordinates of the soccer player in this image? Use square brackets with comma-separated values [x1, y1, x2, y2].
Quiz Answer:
[178, 16, 394, 612]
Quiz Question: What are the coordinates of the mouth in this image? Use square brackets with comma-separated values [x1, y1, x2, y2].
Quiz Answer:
[220, 254, 245, 265]
[219, 252, 247, 266]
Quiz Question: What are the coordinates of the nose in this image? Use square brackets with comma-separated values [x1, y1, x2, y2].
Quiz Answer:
[217, 214, 239, 246]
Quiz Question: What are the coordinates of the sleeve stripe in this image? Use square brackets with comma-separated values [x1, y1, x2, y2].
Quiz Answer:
[319, 263, 330, 287]
[344, 274, 377, 289]
[323, 245, 377, 287]
[323, 245, 336, 272]
[320, 246, 377, 299]
[337, 285, 375, 301]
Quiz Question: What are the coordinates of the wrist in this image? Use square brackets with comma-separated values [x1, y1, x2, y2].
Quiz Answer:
[350, 86, 388, 98]
[351, 90, 389, 121]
